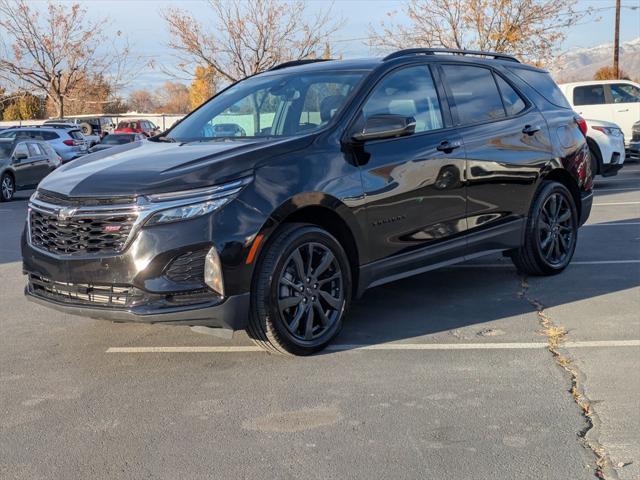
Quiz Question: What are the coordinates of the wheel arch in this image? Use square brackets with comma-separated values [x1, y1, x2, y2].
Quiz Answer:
[540, 168, 582, 218]
[586, 137, 602, 175]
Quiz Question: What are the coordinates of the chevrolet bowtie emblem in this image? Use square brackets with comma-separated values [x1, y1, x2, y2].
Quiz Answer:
[57, 207, 77, 221]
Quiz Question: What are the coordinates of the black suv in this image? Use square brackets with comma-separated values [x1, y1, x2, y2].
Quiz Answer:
[22, 49, 593, 355]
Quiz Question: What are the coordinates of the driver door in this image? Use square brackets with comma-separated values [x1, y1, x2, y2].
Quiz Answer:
[11, 142, 36, 188]
[352, 64, 467, 265]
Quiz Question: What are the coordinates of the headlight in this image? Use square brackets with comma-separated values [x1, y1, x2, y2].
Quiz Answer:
[591, 126, 622, 137]
[143, 176, 251, 226]
[145, 198, 230, 226]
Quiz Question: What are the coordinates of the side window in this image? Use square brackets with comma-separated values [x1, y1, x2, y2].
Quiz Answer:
[298, 82, 356, 130]
[573, 85, 605, 106]
[42, 132, 58, 140]
[442, 65, 505, 124]
[609, 83, 640, 104]
[362, 65, 443, 133]
[27, 143, 42, 156]
[495, 75, 526, 116]
[13, 143, 29, 158]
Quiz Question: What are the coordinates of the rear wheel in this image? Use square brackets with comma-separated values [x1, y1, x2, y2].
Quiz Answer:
[248, 223, 351, 355]
[510, 181, 578, 275]
[1, 173, 15, 202]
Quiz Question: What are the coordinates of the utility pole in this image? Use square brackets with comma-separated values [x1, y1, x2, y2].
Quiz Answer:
[614, 0, 621, 78]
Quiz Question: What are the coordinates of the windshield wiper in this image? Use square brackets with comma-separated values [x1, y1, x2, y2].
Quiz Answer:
[156, 136, 176, 143]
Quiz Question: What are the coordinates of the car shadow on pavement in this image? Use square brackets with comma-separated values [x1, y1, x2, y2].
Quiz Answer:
[329, 248, 639, 349]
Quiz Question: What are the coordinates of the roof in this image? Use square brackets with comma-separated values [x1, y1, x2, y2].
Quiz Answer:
[559, 79, 639, 88]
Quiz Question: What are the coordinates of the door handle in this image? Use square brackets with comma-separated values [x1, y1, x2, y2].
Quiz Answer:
[616, 108, 629, 112]
[436, 140, 462, 153]
[522, 124, 541, 136]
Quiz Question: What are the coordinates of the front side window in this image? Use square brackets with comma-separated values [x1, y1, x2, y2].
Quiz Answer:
[573, 85, 606, 106]
[442, 65, 505, 124]
[362, 65, 443, 133]
[609, 83, 640, 104]
[168, 71, 365, 141]
[13, 143, 29, 158]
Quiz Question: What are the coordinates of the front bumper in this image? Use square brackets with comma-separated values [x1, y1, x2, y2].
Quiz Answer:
[25, 285, 249, 329]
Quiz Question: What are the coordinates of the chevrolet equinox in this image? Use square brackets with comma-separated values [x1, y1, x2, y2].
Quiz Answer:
[22, 49, 593, 355]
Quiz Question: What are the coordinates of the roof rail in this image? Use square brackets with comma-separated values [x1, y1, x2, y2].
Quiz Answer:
[383, 48, 520, 63]
[269, 58, 333, 71]
[13, 124, 76, 130]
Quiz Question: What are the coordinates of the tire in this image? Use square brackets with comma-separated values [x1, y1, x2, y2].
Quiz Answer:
[588, 140, 602, 177]
[248, 223, 352, 355]
[510, 181, 578, 276]
[1, 173, 15, 202]
[79, 122, 92, 136]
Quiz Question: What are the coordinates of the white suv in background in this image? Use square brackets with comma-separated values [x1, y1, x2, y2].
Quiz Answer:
[584, 118, 625, 176]
[558, 80, 640, 157]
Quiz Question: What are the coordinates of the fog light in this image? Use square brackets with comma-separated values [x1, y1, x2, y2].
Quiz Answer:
[204, 246, 224, 296]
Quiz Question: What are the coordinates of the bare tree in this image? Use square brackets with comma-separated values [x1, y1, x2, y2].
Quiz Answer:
[369, 0, 587, 65]
[128, 90, 157, 113]
[162, 0, 342, 83]
[154, 81, 191, 114]
[0, 0, 133, 118]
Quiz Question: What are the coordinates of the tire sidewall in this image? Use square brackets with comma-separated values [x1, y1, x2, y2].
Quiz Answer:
[530, 182, 578, 272]
[259, 226, 351, 353]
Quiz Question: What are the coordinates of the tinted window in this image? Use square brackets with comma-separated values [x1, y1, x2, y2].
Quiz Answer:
[363, 65, 443, 133]
[68, 130, 83, 140]
[495, 75, 526, 116]
[609, 83, 640, 104]
[442, 65, 505, 124]
[573, 85, 606, 106]
[42, 131, 58, 140]
[510, 68, 571, 108]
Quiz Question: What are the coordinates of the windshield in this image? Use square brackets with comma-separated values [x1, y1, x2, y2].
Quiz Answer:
[102, 134, 135, 144]
[167, 70, 365, 141]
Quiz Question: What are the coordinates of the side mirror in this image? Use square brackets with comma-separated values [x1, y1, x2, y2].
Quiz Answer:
[351, 114, 416, 142]
[14, 152, 28, 161]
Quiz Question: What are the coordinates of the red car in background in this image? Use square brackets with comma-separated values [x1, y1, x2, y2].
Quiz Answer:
[114, 119, 160, 137]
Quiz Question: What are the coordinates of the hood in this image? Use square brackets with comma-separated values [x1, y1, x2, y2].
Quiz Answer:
[39, 137, 310, 198]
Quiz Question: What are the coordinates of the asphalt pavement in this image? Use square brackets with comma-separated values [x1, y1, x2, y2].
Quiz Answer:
[1, 164, 638, 480]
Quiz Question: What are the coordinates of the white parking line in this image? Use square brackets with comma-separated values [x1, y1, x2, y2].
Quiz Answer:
[454, 260, 640, 268]
[593, 201, 640, 206]
[584, 222, 640, 226]
[106, 340, 640, 354]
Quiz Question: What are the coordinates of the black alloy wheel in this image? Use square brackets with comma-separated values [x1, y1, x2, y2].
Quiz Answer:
[277, 242, 344, 342]
[537, 192, 575, 266]
[510, 181, 578, 275]
[249, 223, 351, 355]
[1, 173, 15, 202]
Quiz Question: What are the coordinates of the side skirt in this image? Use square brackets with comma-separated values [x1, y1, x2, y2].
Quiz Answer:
[356, 218, 525, 297]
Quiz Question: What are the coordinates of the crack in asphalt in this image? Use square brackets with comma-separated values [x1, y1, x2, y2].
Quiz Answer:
[517, 275, 618, 480]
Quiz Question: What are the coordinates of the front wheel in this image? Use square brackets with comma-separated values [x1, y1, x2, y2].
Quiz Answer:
[510, 181, 578, 275]
[248, 223, 351, 355]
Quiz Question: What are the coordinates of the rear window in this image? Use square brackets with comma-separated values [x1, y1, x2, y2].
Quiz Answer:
[495, 75, 526, 116]
[510, 67, 571, 109]
[573, 85, 605, 106]
[68, 130, 84, 140]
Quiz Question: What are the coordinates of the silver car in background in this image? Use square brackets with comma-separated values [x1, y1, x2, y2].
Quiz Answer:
[0, 125, 88, 163]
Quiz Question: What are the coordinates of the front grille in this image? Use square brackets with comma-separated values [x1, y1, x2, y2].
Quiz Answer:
[165, 249, 207, 283]
[29, 274, 142, 307]
[30, 209, 136, 255]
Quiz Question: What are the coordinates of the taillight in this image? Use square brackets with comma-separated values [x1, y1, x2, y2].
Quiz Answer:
[63, 139, 74, 146]
[575, 116, 587, 136]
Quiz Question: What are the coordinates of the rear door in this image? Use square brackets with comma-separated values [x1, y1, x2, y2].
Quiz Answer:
[11, 142, 36, 188]
[351, 63, 467, 264]
[27, 143, 51, 182]
[439, 63, 554, 254]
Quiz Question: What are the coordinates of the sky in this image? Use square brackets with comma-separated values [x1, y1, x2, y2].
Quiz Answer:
[24, 0, 640, 92]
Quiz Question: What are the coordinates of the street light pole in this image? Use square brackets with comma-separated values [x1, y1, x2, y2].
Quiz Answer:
[614, 0, 621, 79]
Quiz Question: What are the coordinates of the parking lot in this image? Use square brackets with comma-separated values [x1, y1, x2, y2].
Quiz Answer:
[0, 164, 638, 479]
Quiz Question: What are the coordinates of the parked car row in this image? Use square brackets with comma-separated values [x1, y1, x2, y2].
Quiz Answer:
[559, 79, 640, 174]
